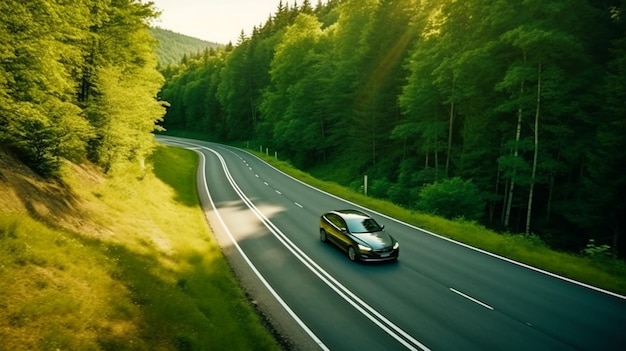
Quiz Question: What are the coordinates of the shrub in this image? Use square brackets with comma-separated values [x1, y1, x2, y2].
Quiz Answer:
[368, 177, 391, 199]
[416, 177, 485, 220]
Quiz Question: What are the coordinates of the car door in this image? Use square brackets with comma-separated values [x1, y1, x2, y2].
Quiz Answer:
[322, 214, 339, 244]
[328, 214, 351, 251]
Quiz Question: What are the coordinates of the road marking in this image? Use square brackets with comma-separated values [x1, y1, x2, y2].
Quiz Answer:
[275, 190, 282, 195]
[161, 137, 430, 351]
[295, 202, 303, 208]
[255, 174, 259, 178]
[191, 146, 330, 351]
[264, 182, 269, 186]
[450, 288, 494, 310]
[203, 145, 430, 351]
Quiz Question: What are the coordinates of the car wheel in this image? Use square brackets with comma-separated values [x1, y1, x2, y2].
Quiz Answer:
[348, 246, 358, 261]
[320, 229, 327, 242]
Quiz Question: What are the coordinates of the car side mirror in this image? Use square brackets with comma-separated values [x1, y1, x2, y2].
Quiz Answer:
[340, 228, 348, 234]
[381, 225, 385, 230]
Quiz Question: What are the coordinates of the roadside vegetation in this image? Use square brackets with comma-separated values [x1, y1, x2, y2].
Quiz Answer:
[250, 151, 626, 297]
[0, 146, 279, 351]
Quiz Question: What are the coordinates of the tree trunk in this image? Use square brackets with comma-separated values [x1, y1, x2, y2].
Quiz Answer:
[371, 91, 377, 165]
[446, 76, 455, 176]
[491, 165, 501, 224]
[434, 136, 440, 181]
[501, 178, 509, 225]
[546, 151, 560, 222]
[612, 223, 619, 257]
[504, 81, 524, 228]
[526, 62, 541, 235]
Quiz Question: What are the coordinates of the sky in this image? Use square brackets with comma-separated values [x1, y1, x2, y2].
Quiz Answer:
[149, 0, 283, 44]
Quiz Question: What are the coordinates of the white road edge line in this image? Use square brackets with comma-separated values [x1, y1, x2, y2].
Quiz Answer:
[226, 144, 626, 301]
[450, 288, 494, 310]
[195, 147, 331, 351]
[202, 144, 430, 351]
[162, 137, 431, 350]
[295, 202, 303, 208]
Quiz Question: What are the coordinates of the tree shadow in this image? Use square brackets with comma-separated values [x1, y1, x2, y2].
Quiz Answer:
[0, 150, 82, 231]
[150, 146, 198, 207]
[66, 229, 277, 351]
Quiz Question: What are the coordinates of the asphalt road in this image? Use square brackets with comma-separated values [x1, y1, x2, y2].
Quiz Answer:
[159, 136, 626, 351]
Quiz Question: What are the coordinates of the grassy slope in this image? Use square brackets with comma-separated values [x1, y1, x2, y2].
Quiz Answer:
[0, 146, 279, 351]
[250, 152, 626, 296]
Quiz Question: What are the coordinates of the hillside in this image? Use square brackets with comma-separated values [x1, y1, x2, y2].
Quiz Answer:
[0, 148, 279, 350]
[151, 27, 222, 66]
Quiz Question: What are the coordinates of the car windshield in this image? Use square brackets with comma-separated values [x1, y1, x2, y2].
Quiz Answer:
[346, 218, 382, 233]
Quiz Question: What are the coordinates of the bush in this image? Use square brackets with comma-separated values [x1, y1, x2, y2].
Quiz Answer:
[368, 177, 392, 199]
[13, 118, 61, 177]
[416, 177, 485, 220]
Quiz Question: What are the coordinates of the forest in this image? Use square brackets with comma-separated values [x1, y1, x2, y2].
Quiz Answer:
[160, 0, 626, 259]
[0, 0, 165, 176]
[151, 27, 222, 66]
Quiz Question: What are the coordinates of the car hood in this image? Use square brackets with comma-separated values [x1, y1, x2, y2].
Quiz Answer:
[353, 231, 394, 249]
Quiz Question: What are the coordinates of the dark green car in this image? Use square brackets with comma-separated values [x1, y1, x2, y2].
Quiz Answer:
[319, 209, 399, 262]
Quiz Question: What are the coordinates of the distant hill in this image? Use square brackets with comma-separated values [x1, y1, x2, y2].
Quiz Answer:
[150, 27, 222, 66]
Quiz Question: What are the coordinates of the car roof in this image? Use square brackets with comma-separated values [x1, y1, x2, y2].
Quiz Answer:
[329, 209, 370, 219]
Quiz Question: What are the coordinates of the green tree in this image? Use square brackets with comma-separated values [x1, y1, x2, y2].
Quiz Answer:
[260, 13, 326, 166]
[81, 0, 165, 172]
[496, 0, 598, 234]
[351, 0, 417, 168]
[417, 177, 485, 221]
[218, 33, 265, 141]
[580, 31, 626, 255]
[0, 0, 93, 176]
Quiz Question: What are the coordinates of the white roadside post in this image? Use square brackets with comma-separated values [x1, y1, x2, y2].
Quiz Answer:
[364, 175, 368, 196]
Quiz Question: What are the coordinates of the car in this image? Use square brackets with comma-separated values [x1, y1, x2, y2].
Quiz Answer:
[319, 209, 399, 262]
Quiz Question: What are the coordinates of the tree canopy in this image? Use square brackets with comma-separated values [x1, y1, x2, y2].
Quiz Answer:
[1, 0, 166, 176]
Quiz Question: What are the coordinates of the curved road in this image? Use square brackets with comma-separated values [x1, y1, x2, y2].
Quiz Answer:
[159, 136, 626, 351]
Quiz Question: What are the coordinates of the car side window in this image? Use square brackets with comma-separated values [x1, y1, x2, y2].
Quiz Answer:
[337, 217, 347, 231]
[327, 214, 344, 230]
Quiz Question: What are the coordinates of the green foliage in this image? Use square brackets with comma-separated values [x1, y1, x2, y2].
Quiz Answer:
[583, 239, 613, 258]
[159, 0, 626, 258]
[260, 13, 328, 166]
[150, 27, 222, 67]
[0, 0, 165, 176]
[368, 177, 392, 199]
[10, 117, 60, 177]
[416, 177, 485, 220]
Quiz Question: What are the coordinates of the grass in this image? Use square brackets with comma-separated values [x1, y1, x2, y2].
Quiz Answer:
[0, 146, 279, 351]
[250, 151, 626, 296]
